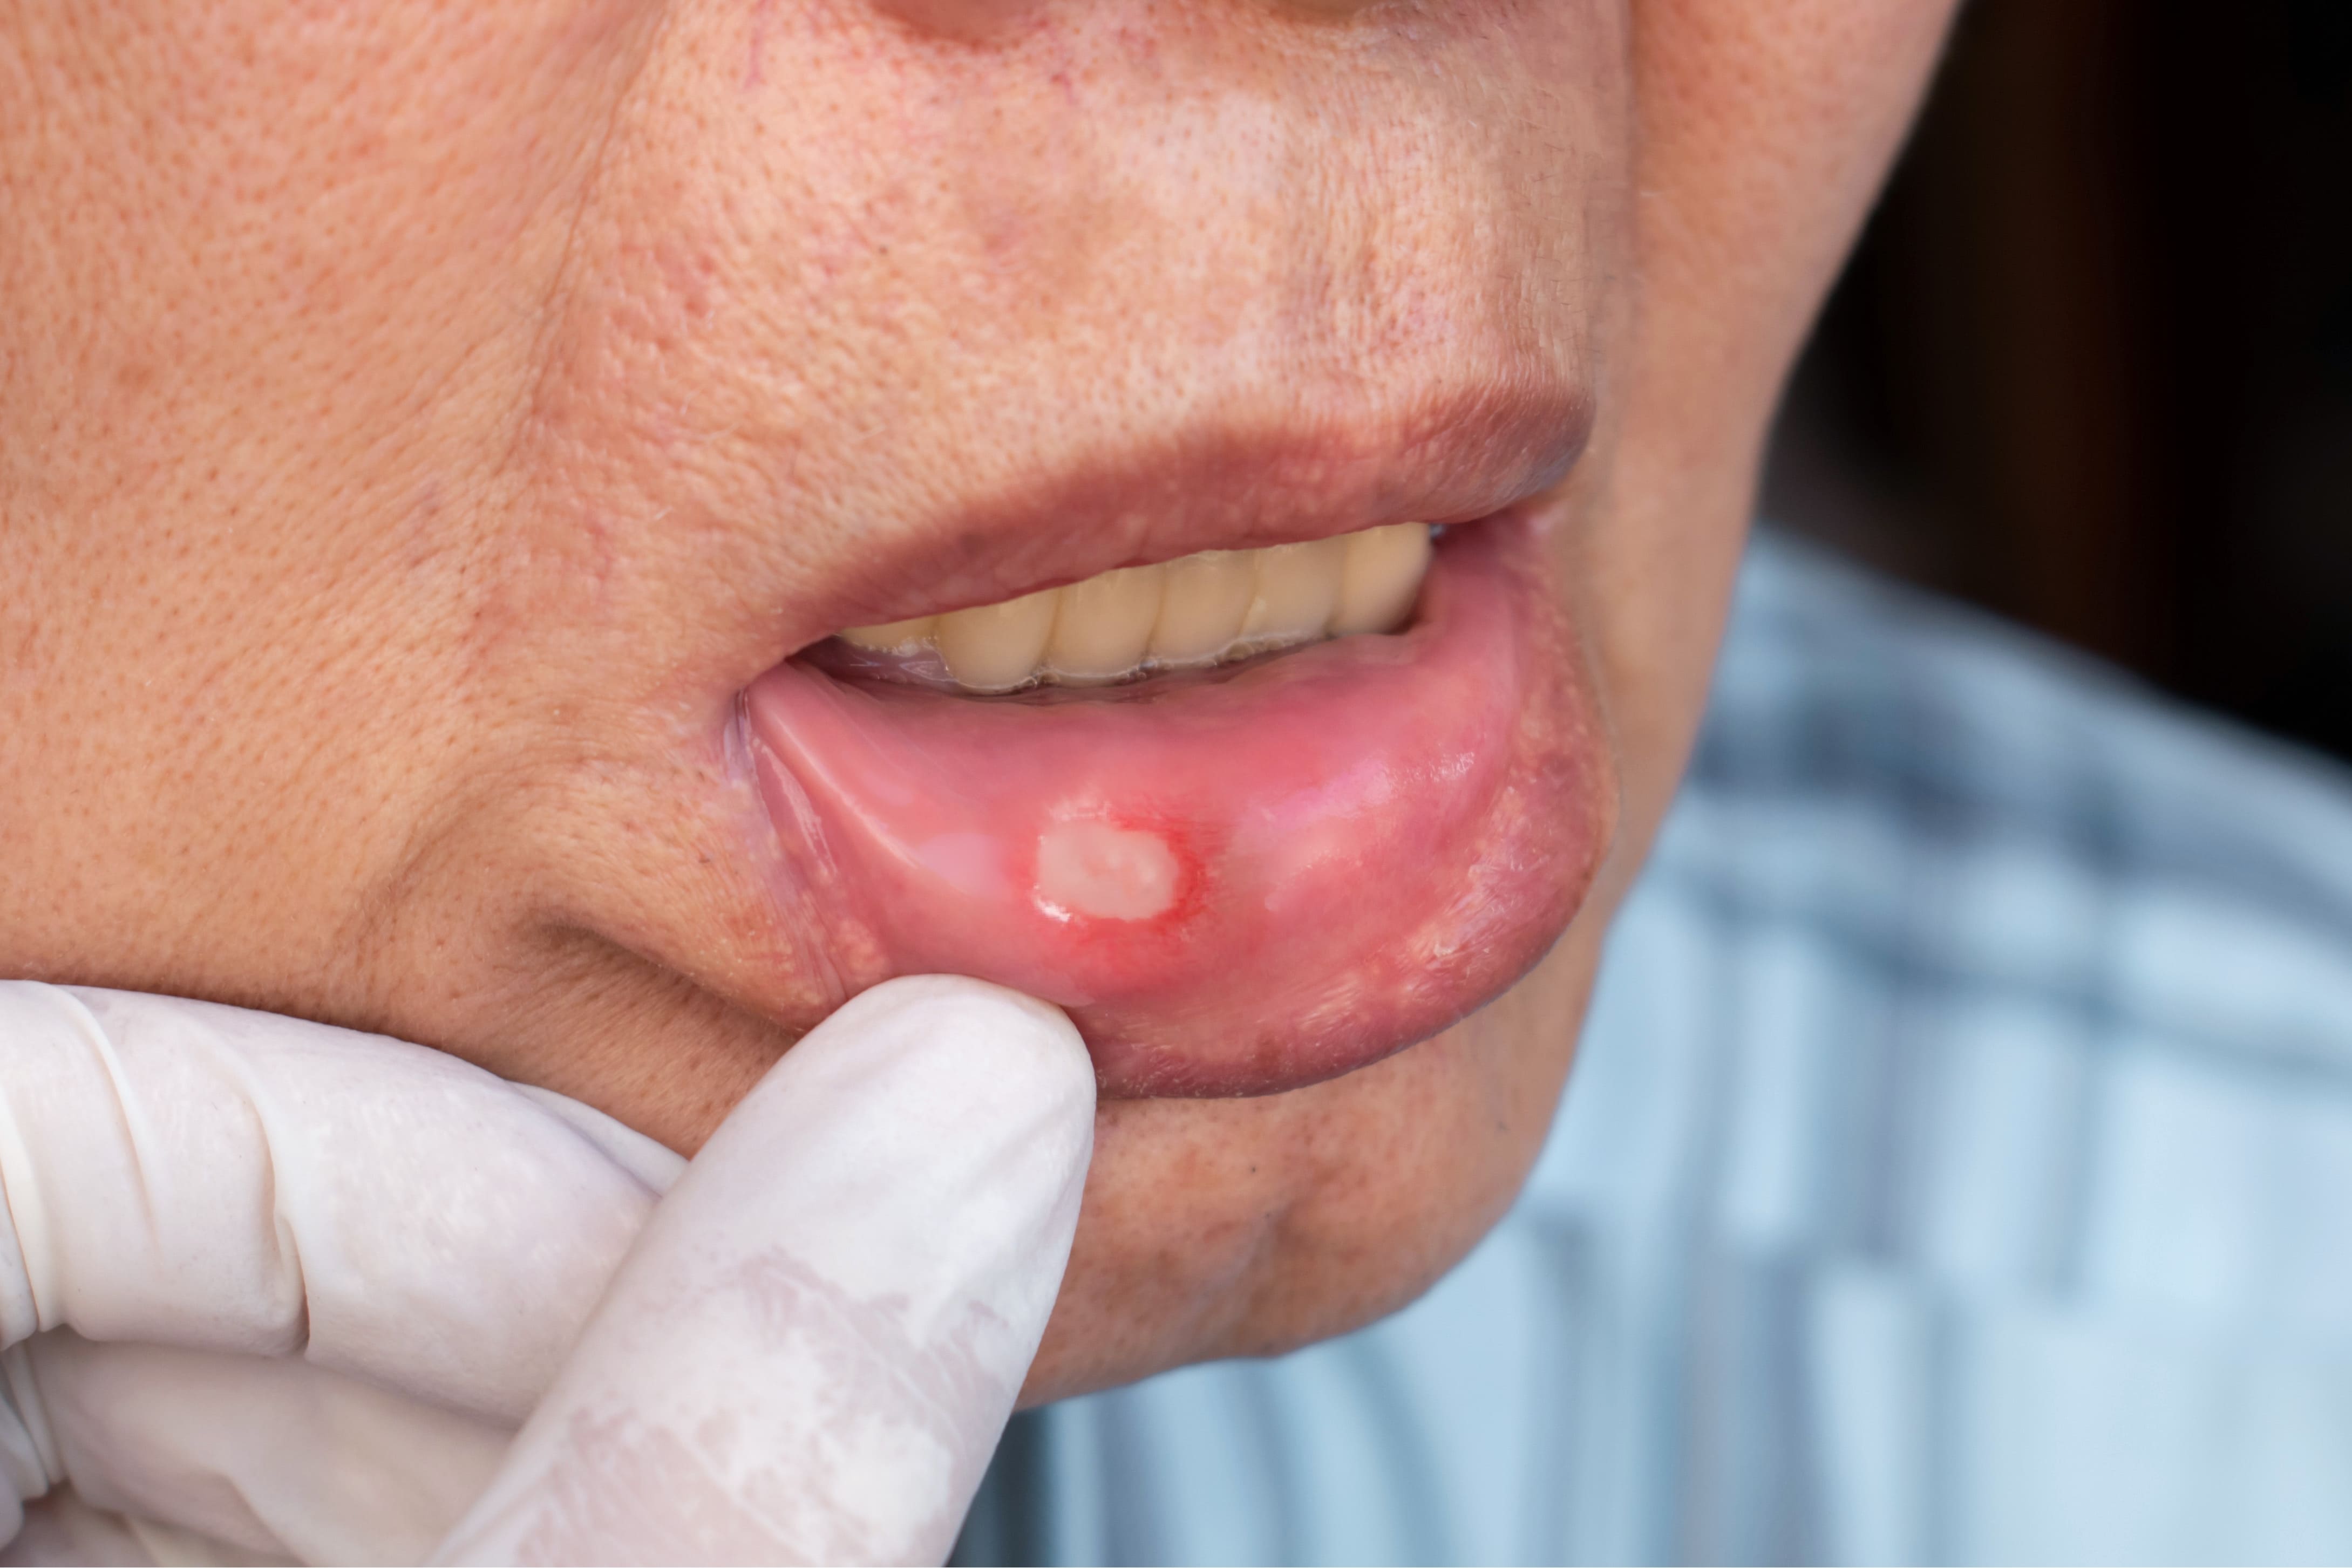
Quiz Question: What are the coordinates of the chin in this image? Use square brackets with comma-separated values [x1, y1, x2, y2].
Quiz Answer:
[1016, 919, 1608, 1402]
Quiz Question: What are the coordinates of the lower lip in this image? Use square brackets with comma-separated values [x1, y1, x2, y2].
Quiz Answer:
[741, 513, 1613, 1098]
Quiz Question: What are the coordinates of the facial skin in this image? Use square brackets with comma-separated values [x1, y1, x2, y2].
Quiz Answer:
[0, 1, 1955, 1401]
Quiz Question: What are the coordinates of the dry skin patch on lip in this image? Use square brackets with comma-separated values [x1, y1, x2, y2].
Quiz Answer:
[1034, 821, 1180, 921]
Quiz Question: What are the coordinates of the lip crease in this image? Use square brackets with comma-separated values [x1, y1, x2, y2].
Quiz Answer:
[741, 507, 1614, 1099]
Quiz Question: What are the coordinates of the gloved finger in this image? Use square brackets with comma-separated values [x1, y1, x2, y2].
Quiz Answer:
[0, 983, 684, 1424]
[4, 1330, 508, 1566]
[434, 976, 1096, 1568]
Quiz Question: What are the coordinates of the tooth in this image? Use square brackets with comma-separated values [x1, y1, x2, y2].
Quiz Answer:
[1330, 523, 1432, 635]
[1148, 550, 1256, 666]
[934, 588, 1058, 692]
[1238, 537, 1347, 647]
[838, 615, 937, 652]
[838, 525, 1429, 693]
[1045, 563, 1166, 685]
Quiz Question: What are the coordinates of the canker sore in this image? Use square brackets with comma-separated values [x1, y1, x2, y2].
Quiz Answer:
[1035, 822, 1182, 921]
[742, 520, 1609, 1097]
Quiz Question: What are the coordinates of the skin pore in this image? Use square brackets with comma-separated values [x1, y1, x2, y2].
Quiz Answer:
[0, 0, 1955, 1402]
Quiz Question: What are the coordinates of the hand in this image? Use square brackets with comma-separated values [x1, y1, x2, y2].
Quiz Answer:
[0, 975, 1094, 1566]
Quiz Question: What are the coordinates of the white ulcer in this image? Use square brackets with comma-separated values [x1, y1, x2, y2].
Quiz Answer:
[1034, 821, 1179, 921]
[839, 522, 1433, 694]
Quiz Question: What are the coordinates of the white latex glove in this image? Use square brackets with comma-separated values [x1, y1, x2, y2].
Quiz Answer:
[0, 974, 1094, 1566]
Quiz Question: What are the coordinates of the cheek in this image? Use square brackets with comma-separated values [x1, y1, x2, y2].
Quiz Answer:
[55, 2, 645, 442]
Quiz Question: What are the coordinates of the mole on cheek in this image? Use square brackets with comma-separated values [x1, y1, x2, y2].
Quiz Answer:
[1032, 821, 1180, 922]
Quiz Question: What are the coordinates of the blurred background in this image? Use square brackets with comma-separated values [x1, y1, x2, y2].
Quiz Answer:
[1764, 0, 2352, 759]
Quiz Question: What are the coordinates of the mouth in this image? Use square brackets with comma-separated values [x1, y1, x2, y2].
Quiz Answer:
[817, 522, 1438, 695]
[739, 502, 1613, 1100]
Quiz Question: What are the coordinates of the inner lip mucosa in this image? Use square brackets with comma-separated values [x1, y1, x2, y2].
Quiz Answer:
[742, 514, 1614, 1099]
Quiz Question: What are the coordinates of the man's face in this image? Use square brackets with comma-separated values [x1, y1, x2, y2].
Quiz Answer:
[0, 0, 1952, 1399]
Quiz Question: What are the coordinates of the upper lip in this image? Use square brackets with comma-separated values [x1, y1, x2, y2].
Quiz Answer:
[797, 379, 1593, 652]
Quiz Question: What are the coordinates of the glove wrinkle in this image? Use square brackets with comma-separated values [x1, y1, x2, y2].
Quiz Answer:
[2, 1485, 185, 1567]
[0, 1001, 60, 1349]
[0, 1345, 59, 1546]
